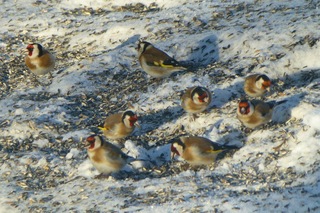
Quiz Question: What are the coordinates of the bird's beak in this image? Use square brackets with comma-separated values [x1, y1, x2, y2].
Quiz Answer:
[170, 152, 176, 160]
[98, 126, 107, 131]
[240, 107, 246, 114]
[83, 140, 90, 148]
[266, 87, 270, 92]
[134, 121, 141, 129]
[22, 48, 29, 54]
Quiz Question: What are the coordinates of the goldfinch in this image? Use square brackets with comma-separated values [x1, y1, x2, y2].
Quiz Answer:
[137, 41, 187, 78]
[244, 74, 271, 98]
[25, 43, 55, 76]
[99, 110, 140, 140]
[181, 86, 212, 114]
[86, 135, 134, 174]
[170, 136, 239, 166]
[236, 99, 286, 129]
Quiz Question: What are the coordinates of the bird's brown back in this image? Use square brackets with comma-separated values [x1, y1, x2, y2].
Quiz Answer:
[39, 50, 55, 68]
[141, 46, 172, 66]
[252, 100, 272, 116]
[244, 74, 259, 94]
[104, 113, 123, 130]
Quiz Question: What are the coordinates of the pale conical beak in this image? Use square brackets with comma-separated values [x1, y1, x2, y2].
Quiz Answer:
[266, 87, 270, 92]
[134, 121, 141, 128]
[240, 107, 246, 114]
[24, 48, 29, 53]
[83, 140, 90, 149]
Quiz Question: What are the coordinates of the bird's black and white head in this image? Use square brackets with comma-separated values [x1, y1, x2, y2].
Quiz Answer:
[191, 87, 210, 104]
[122, 110, 140, 128]
[86, 135, 103, 151]
[137, 40, 152, 55]
[237, 99, 254, 116]
[256, 74, 271, 91]
[26, 43, 43, 58]
[170, 138, 185, 159]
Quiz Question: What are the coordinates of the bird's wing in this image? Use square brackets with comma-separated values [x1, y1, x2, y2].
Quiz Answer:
[252, 100, 271, 116]
[144, 48, 182, 68]
[103, 143, 125, 161]
[185, 137, 220, 154]
[181, 87, 192, 101]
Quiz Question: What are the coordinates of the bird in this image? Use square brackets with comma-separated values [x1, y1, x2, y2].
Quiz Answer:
[99, 110, 140, 140]
[137, 41, 187, 78]
[86, 135, 134, 175]
[25, 43, 55, 77]
[181, 86, 212, 115]
[236, 99, 287, 129]
[244, 74, 271, 98]
[170, 136, 239, 166]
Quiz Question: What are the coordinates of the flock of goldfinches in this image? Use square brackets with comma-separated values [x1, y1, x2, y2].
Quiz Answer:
[24, 40, 286, 177]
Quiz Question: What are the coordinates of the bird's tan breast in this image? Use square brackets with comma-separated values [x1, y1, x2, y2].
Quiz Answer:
[116, 122, 134, 136]
[25, 56, 36, 70]
[90, 148, 105, 163]
[25, 52, 55, 75]
[139, 56, 171, 77]
[88, 148, 125, 174]
[182, 146, 218, 165]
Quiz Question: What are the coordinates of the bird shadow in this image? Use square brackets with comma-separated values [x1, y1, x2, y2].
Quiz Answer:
[272, 91, 307, 124]
[112, 34, 141, 51]
[275, 68, 320, 94]
[211, 67, 320, 110]
[182, 34, 219, 71]
[137, 105, 184, 136]
[212, 80, 244, 108]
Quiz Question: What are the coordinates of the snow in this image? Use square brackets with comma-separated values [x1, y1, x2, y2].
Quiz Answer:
[1, 0, 320, 212]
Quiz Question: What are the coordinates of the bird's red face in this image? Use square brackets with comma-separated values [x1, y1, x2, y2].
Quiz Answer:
[239, 101, 250, 115]
[86, 136, 96, 149]
[26, 44, 34, 56]
[170, 144, 180, 157]
[198, 92, 208, 103]
[262, 80, 271, 90]
[129, 114, 138, 127]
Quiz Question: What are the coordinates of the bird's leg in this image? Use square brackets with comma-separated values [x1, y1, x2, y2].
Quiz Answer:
[202, 109, 209, 114]
[94, 173, 110, 179]
[32, 74, 41, 85]
[189, 114, 198, 122]
[32, 74, 52, 87]
[241, 126, 253, 134]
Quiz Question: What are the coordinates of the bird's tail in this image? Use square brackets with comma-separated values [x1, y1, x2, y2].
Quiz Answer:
[212, 143, 241, 151]
[276, 100, 287, 105]
[125, 156, 152, 164]
[221, 144, 241, 150]
[268, 100, 287, 109]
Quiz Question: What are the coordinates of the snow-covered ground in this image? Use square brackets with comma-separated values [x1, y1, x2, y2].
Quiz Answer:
[0, 0, 320, 212]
